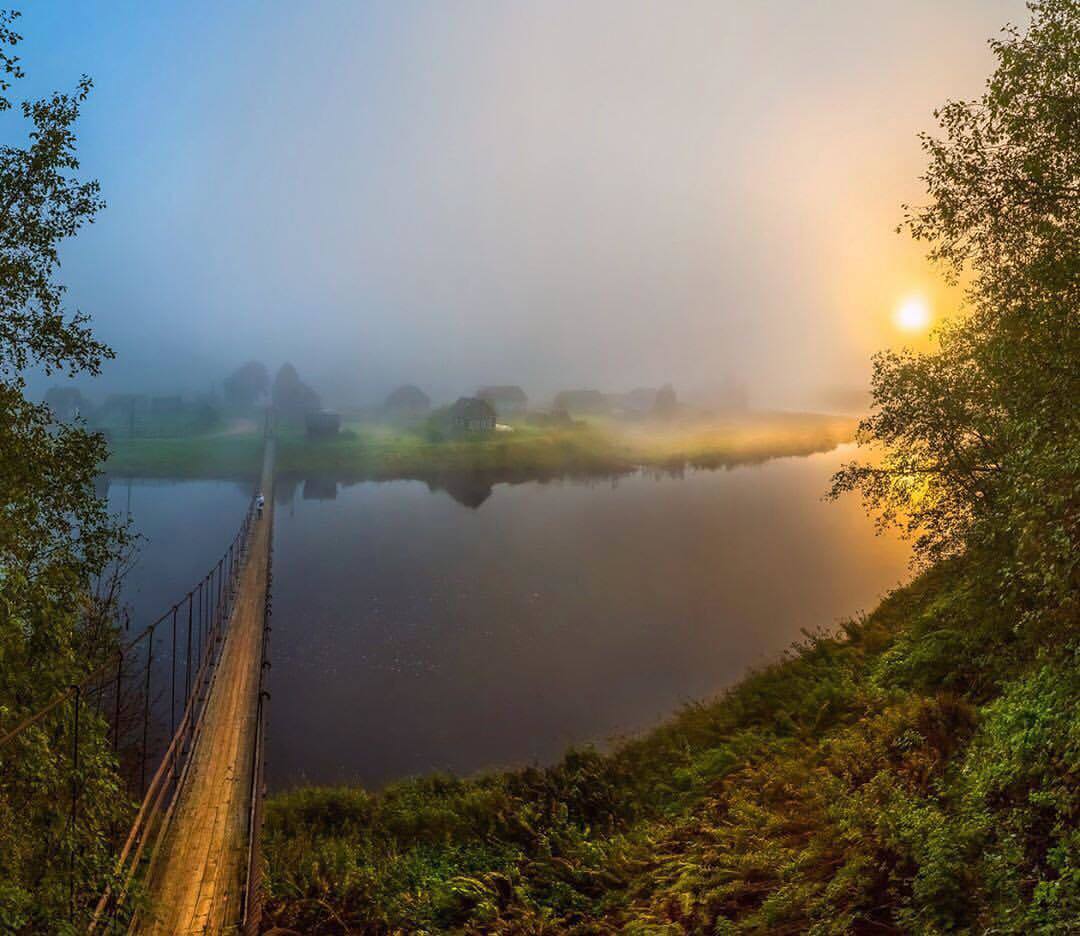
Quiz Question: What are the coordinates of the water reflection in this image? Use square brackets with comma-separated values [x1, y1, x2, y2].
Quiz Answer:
[302, 476, 339, 501]
[268, 446, 910, 790]
[426, 473, 494, 508]
[278, 464, 672, 511]
[99, 478, 255, 779]
[104, 452, 910, 792]
[102, 477, 253, 624]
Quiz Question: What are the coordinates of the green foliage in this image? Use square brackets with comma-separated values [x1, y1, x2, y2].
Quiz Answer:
[829, 1, 1079, 609]
[0, 11, 129, 929]
[951, 651, 1080, 932]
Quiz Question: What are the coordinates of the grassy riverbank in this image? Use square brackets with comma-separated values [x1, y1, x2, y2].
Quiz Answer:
[101, 410, 855, 481]
[260, 556, 1079, 933]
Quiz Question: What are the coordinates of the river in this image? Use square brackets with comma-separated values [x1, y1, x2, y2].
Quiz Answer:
[106, 443, 908, 791]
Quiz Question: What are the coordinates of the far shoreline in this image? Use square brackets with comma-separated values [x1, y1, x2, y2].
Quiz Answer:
[99, 408, 858, 483]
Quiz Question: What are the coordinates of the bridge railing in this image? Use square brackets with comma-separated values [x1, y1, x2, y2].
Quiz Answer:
[0, 494, 261, 931]
[241, 517, 273, 935]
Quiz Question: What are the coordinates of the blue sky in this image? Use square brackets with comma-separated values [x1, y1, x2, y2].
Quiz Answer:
[14, 1, 1025, 407]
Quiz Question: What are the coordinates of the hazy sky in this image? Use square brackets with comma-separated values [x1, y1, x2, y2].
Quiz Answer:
[17, 0, 1025, 407]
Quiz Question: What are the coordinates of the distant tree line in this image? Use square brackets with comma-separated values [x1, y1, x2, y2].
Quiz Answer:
[220, 359, 321, 422]
[43, 386, 221, 437]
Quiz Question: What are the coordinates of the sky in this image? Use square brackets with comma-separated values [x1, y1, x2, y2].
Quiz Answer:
[15, 0, 1026, 408]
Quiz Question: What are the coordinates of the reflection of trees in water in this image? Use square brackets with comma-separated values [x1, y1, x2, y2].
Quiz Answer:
[302, 477, 338, 501]
[277, 465, 650, 510]
[274, 477, 300, 505]
[101, 437, 839, 515]
[426, 473, 494, 508]
[274, 443, 837, 511]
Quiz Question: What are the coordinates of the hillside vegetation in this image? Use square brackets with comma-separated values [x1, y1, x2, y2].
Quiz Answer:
[262, 559, 1078, 933]
[260, 4, 1079, 933]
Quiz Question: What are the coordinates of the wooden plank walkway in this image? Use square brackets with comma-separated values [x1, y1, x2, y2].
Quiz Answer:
[135, 441, 274, 935]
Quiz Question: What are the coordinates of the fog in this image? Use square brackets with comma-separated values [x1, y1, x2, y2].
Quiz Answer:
[19, 0, 1023, 410]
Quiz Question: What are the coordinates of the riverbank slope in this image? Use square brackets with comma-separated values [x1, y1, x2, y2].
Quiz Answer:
[261, 553, 1079, 933]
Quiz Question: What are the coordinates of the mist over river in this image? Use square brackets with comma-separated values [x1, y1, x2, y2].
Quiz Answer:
[107, 444, 908, 790]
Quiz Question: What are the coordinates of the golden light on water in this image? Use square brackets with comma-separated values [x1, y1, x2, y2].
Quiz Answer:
[894, 295, 931, 332]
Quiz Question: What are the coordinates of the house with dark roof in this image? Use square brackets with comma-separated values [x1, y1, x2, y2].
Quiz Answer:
[476, 385, 528, 417]
[447, 397, 496, 433]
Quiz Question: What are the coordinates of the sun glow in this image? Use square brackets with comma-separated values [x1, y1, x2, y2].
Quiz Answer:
[894, 295, 931, 332]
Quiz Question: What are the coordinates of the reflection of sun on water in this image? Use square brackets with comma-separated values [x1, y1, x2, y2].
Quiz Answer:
[894, 295, 931, 332]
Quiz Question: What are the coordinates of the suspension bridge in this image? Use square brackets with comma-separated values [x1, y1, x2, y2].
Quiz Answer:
[132, 438, 275, 933]
[0, 437, 276, 933]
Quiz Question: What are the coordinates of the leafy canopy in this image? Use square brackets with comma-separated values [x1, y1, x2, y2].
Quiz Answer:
[0, 10, 129, 930]
[0, 6, 122, 703]
[829, 0, 1079, 620]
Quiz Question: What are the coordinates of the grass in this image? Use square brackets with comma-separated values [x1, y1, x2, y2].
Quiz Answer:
[260, 557, 1080, 933]
[99, 434, 265, 478]
[101, 410, 856, 481]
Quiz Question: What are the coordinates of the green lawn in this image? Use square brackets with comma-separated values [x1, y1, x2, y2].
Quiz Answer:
[99, 433, 264, 478]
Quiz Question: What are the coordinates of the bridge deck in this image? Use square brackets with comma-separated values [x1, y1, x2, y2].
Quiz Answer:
[136, 442, 274, 934]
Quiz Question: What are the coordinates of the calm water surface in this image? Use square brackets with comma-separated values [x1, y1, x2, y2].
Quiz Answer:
[111, 447, 909, 791]
[269, 444, 908, 789]
[105, 477, 254, 626]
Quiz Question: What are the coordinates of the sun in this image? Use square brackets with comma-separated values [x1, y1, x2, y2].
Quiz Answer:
[894, 295, 931, 332]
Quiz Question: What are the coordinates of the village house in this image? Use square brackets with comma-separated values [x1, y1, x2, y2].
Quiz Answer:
[447, 396, 496, 433]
